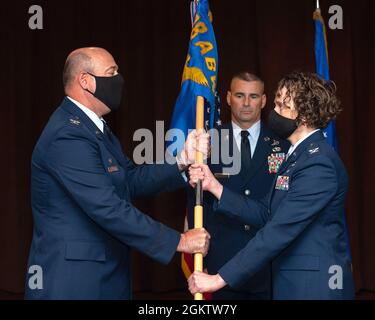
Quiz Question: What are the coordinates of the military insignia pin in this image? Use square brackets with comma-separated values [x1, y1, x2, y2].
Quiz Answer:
[268, 153, 285, 174]
[309, 147, 320, 155]
[275, 175, 290, 191]
[69, 118, 80, 125]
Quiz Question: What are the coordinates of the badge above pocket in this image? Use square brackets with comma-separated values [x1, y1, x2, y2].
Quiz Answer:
[275, 175, 290, 191]
[268, 153, 285, 174]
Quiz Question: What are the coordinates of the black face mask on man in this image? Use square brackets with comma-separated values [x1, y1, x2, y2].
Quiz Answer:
[267, 109, 298, 140]
[85, 73, 124, 111]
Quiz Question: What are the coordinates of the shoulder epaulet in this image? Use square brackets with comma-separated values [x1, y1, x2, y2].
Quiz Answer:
[307, 142, 321, 157]
[68, 116, 81, 126]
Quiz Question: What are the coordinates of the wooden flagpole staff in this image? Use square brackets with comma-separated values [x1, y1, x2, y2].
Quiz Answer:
[194, 95, 204, 301]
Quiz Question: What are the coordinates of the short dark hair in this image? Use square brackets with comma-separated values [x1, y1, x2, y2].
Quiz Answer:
[277, 71, 342, 128]
[232, 71, 263, 83]
[62, 52, 93, 89]
[230, 71, 264, 92]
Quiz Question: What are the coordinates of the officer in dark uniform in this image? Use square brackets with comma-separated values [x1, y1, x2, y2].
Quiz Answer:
[188, 71, 355, 300]
[188, 72, 289, 299]
[25, 47, 211, 300]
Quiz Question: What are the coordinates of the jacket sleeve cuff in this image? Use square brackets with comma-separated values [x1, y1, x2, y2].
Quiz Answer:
[213, 187, 244, 219]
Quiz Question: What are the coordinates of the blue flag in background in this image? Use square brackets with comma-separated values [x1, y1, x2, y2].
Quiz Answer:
[314, 8, 338, 150]
[314, 8, 352, 261]
[169, 0, 219, 154]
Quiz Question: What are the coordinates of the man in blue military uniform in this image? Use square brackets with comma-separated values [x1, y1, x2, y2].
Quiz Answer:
[25, 47, 211, 300]
[187, 72, 289, 299]
[188, 71, 355, 300]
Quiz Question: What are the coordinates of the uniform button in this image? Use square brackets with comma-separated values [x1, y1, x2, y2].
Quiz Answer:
[244, 225, 250, 231]
[244, 189, 251, 196]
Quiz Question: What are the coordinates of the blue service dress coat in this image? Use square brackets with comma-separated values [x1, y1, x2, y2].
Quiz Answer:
[215, 130, 355, 300]
[25, 97, 186, 300]
[188, 122, 289, 299]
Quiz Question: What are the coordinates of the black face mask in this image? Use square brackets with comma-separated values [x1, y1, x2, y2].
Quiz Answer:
[267, 109, 298, 140]
[86, 73, 124, 111]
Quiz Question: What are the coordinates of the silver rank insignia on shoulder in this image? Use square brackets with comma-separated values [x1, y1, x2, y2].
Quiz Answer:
[69, 118, 80, 125]
[264, 136, 270, 142]
[308, 147, 320, 155]
[271, 139, 280, 146]
[272, 147, 281, 152]
[268, 153, 285, 174]
[275, 175, 290, 191]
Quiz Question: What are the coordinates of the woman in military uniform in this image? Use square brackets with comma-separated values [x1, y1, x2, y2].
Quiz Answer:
[187, 71, 355, 300]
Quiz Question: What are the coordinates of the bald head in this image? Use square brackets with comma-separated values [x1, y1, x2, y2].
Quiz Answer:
[62, 47, 116, 91]
[62, 47, 120, 116]
[63, 51, 92, 90]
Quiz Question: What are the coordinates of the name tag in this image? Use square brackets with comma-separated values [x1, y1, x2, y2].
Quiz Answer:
[214, 173, 231, 179]
[108, 165, 119, 173]
[275, 175, 290, 191]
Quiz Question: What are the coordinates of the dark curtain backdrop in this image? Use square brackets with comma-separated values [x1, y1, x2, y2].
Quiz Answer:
[1, 0, 374, 299]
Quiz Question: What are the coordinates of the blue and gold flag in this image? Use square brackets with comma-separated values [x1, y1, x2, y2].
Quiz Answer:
[175, 0, 219, 301]
[169, 0, 219, 153]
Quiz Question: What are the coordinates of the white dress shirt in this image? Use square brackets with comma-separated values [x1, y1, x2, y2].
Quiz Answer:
[232, 120, 261, 158]
[67, 96, 104, 133]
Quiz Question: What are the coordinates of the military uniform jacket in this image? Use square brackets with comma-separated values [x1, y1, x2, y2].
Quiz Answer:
[25, 98, 185, 300]
[215, 130, 355, 300]
[188, 122, 289, 297]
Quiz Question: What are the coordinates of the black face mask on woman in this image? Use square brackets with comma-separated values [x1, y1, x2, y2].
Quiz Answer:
[267, 109, 298, 140]
[86, 73, 124, 111]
